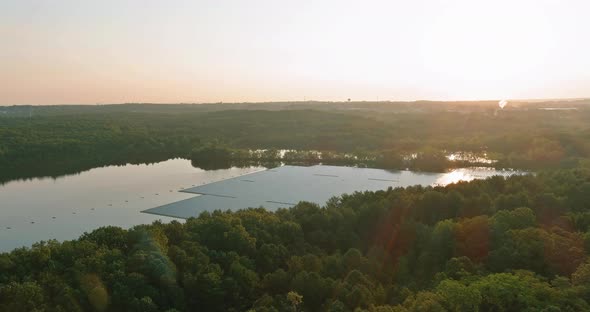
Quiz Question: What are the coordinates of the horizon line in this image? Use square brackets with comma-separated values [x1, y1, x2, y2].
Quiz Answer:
[2, 97, 590, 107]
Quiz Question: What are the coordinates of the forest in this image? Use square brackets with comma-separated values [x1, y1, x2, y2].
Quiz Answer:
[2, 102, 590, 311]
[1, 102, 590, 183]
[2, 169, 590, 311]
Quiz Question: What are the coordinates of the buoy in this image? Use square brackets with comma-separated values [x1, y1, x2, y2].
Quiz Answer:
[30, 221, 35, 224]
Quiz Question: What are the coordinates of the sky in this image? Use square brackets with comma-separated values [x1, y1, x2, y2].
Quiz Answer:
[1, 0, 589, 105]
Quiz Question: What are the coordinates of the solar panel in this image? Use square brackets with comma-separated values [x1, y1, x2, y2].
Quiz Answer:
[142, 165, 404, 219]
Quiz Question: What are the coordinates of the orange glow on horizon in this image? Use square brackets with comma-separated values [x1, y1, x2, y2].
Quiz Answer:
[1, 0, 589, 105]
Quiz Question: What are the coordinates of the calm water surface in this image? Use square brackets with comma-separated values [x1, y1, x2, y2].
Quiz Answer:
[0, 159, 520, 252]
[0, 159, 264, 252]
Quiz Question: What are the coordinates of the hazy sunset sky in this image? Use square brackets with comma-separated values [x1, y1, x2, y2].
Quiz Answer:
[2, 0, 589, 105]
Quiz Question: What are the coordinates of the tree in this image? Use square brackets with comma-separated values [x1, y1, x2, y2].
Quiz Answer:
[0, 282, 46, 312]
[473, 272, 555, 311]
[403, 291, 445, 312]
[287, 291, 303, 312]
[436, 279, 481, 312]
[572, 260, 590, 286]
[455, 216, 490, 263]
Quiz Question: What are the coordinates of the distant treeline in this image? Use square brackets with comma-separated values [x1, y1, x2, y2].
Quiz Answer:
[189, 144, 471, 172]
[2, 99, 589, 117]
[2, 169, 590, 311]
[2, 106, 590, 182]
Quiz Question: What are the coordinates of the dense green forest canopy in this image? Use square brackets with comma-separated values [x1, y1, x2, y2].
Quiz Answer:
[1, 101, 590, 183]
[2, 169, 590, 311]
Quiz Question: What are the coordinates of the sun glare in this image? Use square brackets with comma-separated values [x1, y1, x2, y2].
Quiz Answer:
[1, 0, 588, 104]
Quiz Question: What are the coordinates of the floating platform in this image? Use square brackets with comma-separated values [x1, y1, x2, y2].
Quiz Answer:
[142, 165, 431, 219]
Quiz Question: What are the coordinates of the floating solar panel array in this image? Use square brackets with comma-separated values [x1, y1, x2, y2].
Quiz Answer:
[142, 165, 431, 219]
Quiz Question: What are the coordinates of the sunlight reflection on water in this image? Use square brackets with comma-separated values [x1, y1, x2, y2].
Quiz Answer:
[434, 167, 521, 186]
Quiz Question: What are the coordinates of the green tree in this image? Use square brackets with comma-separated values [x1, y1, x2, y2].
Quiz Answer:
[0, 282, 46, 312]
[287, 291, 303, 312]
[436, 279, 481, 312]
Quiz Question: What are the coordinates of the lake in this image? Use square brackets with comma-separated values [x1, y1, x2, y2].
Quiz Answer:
[0, 159, 521, 252]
